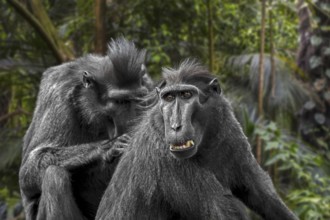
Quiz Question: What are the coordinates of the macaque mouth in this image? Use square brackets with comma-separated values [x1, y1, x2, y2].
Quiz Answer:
[170, 140, 195, 151]
[169, 140, 197, 159]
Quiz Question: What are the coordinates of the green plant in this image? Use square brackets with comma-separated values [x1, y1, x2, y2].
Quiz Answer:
[256, 122, 330, 220]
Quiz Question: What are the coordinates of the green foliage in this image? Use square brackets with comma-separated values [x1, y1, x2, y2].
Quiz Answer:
[256, 122, 330, 220]
[0, 70, 35, 204]
[1, 0, 330, 218]
[0, 187, 20, 208]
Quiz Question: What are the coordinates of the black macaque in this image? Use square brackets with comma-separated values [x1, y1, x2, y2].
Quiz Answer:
[19, 38, 153, 220]
[96, 60, 298, 220]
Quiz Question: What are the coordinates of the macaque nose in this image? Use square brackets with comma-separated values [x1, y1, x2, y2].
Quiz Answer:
[171, 123, 182, 132]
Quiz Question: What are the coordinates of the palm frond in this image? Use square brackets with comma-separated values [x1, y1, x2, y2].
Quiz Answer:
[224, 53, 311, 127]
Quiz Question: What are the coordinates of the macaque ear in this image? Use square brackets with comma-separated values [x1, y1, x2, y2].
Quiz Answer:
[82, 71, 94, 88]
[208, 78, 221, 94]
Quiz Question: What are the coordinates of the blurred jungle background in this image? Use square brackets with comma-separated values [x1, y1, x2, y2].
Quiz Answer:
[0, 0, 330, 219]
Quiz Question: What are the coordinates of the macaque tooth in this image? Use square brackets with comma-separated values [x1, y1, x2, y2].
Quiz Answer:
[170, 140, 195, 150]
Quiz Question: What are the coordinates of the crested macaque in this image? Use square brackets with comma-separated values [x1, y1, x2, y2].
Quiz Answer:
[96, 60, 298, 220]
[19, 38, 153, 220]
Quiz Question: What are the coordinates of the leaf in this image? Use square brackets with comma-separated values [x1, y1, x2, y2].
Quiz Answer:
[309, 56, 322, 69]
[265, 153, 287, 166]
[313, 78, 326, 91]
[310, 35, 323, 46]
[265, 141, 280, 150]
[323, 91, 330, 102]
[316, 139, 328, 149]
[152, 55, 161, 63]
[323, 48, 330, 56]
[304, 101, 316, 110]
[267, 122, 277, 131]
[314, 113, 326, 125]
[278, 163, 292, 171]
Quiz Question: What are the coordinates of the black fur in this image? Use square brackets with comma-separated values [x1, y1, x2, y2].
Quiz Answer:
[96, 60, 297, 220]
[19, 38, 152, 220]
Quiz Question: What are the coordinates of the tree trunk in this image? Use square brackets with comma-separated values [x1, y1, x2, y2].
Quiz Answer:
[256, 0, 267, 164]
[297, 0, 330, 151]
[206, 0, 215, 72]
[269, 0, 275, 99]
[95, 0, 107, 55]
[268, 0, 278, 184]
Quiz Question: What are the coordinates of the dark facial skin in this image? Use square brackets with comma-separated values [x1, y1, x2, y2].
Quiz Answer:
[159, 84, 210, 159]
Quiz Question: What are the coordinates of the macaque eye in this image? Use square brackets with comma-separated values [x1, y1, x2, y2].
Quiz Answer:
[162, 93, 175, 102]
[180, 91, 193, 99]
